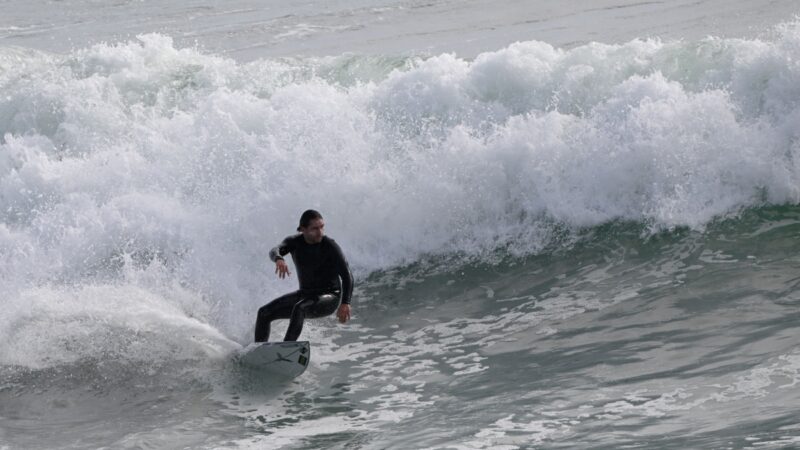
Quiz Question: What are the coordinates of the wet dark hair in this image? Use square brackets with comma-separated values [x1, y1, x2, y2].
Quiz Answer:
[297, 209, 323, 231]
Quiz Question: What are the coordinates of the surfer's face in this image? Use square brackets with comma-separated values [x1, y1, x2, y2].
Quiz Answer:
[301, 218, 325, 244]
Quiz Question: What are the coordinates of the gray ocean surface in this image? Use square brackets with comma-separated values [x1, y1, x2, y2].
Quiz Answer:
[3, 1, 800, 449]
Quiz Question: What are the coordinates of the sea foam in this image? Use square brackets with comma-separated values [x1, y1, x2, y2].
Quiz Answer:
[2, 24, 800, 348]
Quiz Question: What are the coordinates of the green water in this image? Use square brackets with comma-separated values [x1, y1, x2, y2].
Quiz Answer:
[239, 206, 800, 448]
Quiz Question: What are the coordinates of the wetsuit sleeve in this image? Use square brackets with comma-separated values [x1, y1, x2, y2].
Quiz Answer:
[329, 239, 354, 305]
[269, 236, 294, 262]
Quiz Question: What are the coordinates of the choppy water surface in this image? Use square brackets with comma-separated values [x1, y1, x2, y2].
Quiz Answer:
[3, 1, 800, 448]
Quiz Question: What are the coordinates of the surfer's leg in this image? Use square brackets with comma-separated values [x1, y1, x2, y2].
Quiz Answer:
[283, 296, 318, 341]
[307, 292, 341, 318]
[283, 293, 341, 341]
[255, 291, 301, 342]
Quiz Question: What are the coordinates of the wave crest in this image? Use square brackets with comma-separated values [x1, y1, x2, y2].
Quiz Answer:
[2, 25, 800, 339]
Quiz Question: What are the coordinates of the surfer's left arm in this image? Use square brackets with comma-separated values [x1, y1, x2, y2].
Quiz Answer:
[330, 239, 353, 323]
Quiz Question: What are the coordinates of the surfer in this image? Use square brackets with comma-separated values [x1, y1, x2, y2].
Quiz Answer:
[254, 209, 354, 342]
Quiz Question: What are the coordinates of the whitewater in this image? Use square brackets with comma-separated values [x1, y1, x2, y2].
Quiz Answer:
[3, 1, 800, 448]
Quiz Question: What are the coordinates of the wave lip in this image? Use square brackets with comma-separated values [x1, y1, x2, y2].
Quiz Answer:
[3, 24, 800, 449]
[1, 24, 800, 341]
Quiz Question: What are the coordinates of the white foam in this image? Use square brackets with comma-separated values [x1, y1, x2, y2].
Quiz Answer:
[0, 281, 238, 369]
[3, 23, 800, 351]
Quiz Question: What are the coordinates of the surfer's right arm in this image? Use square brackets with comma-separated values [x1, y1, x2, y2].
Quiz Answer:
[269, 236, 294, 279]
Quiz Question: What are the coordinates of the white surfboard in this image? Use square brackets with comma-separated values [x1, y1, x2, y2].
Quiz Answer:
[239, 341, 310, 379]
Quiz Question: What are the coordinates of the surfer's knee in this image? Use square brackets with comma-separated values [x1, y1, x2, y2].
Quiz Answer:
[318, 293, 338, 303]
[257, 304, 276, 319]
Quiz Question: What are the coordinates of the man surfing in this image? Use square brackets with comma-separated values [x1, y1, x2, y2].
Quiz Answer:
[255, 209, 353, 342]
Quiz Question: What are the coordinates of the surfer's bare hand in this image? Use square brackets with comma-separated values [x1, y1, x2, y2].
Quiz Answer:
[337, 304, 351, 323]
[275, 259, 291, 279]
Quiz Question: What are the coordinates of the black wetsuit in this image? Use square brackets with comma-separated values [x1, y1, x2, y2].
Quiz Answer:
[254, 234, 353, 342]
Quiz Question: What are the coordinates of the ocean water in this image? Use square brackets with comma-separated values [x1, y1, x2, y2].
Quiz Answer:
[3, 1, 800, 448]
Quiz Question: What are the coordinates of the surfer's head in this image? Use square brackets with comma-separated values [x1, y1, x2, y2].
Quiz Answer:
[298, 209, 324, 244]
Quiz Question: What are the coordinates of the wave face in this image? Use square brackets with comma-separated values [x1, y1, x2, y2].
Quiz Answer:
[2, 22, 800, 448]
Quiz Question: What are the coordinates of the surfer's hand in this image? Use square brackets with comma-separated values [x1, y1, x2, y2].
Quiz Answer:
[275, 259, 291, 279]
[337, 304, 351, 323]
